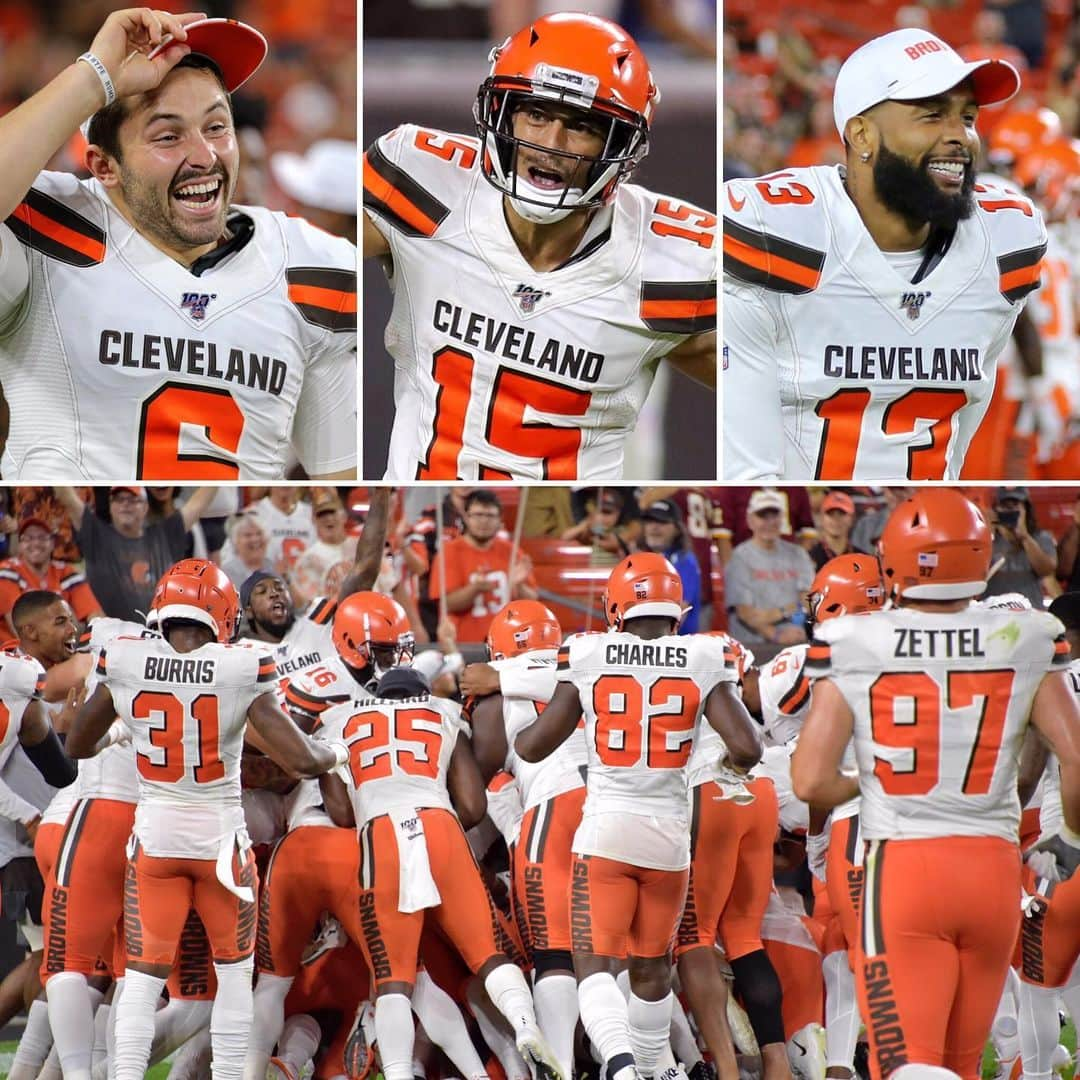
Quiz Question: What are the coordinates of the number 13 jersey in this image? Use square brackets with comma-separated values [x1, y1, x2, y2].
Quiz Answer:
[0, 171, 357, 481]
[364, 124, 716, 482]
[806, 605, 1067, 843]
[722, 165, 1046, 481]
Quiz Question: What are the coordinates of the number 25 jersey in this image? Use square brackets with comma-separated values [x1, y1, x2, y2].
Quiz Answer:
[806, 605, 1067, 843]
[364, 124, 716, 481]
[722, 166, 1046, 481]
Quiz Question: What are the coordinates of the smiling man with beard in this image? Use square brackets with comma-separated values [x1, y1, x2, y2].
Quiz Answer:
[723, 28, 1046, 482]
[0, 8, 356, 482]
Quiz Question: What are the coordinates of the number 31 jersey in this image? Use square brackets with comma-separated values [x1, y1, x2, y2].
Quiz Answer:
[364, 125, 716, 481]
[806, 605, 1067, 843]
[722, 166, 1046, 481]
[0, 171, 357, 481]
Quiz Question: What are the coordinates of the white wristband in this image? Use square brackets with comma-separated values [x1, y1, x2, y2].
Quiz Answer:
[329, 741, 350, 769]
[77, 52, 116, 108]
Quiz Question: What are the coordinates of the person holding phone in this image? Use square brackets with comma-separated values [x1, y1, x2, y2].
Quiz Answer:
[982, 487, 1057, 607]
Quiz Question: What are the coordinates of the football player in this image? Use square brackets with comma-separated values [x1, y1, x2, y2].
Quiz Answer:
[363, 13, 716, 481]
[514, 553, 762, 1080]
[319, 666, 564, 1080]
[66, 559, 350, 1080]
[0, 9, 356, 481]
[759, 556, 885, 1080]
[465, 600, 583, 1077]
[723, 29, 1045, 481]
[791, 490, 1080, 1079]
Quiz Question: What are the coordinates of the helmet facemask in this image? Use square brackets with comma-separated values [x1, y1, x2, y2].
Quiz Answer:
[475, 80, 649, 224]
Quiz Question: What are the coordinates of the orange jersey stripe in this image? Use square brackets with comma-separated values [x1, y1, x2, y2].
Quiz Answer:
[362, 154, 440, 238]
[722, 232, 821, 291]
[12, 202, 106, 263]
[287, 282, 357, 314]
[1000, 264, 1041, 292]
[639, 296, 718, 321]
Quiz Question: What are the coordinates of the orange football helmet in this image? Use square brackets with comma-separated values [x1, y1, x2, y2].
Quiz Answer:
[151, 559, 240, 643]
[487, 600, 563, 660]
[807, 554, 885, 632]
[602, 552, 684, 630]
[333, 592, 414, 674]
[878, 490, 991, 601]
[475, 13, 658, 222]
[1014, 138, 1080, 220]
[987, 107, 1061, 168]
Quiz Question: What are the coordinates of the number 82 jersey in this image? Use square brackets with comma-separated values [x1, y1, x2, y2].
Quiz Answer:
[364, 124, 716, 481]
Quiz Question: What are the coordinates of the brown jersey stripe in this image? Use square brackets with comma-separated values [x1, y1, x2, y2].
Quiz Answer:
[639, 281, 717, 333]
[998, 243, 1046, 303]
[285, 682, 330, 711]
[723, 217, 825, 294]
[8, 189, 106, 266]
[308, 597, 336, 626]
[777, 672, 811, 715]
[286, 269, 357, 332]
[362, 144, 450, 238]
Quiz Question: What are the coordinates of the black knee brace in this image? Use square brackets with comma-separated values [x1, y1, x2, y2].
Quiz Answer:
[532, 948, 574, 977]
[730, 949, 786, 1047]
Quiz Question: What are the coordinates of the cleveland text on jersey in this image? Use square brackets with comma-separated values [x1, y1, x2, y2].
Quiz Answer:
[722, 26, 1047, 482]
[0, 10, 357, 481]
[363, 13, 717, 482]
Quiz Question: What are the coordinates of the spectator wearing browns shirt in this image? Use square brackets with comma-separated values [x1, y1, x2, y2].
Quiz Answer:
[0, 516, 103, 635]
[807, 491, 858, 570]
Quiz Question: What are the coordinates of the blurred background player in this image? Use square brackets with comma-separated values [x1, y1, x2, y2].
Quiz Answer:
[363, 12, 716, 482]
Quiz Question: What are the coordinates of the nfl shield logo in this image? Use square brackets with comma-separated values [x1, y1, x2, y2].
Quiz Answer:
[513, 284, 549, 313]
[181, 292, 217, 321]
[900, 291, 930, 320]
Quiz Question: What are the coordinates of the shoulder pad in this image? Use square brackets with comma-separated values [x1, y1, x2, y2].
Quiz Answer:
[7, 171, 106, 267]
[0, 650, 45, 700]
[723, 168, 832, 295]
[628, 185, 716, 335]
[363, 124, 477, 239]
[972, 183, 1048, 304]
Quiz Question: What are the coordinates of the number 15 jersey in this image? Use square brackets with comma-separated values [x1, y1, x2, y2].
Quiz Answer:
[722, 166, 1046, 482]
[806, 605, 1068, 843]
[364, 125, 716, 481]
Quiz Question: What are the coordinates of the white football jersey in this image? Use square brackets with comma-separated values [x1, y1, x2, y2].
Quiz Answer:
[758, 644, 811, 748]
[0, 649, 47, 827]
[365, 125, 716, 481]
[491, 650, 587, 814]
[320, 691, 468, 829]
[808, 605, 1068, 842]
[249, 498, 317, 572]
[76, 617, 158, 805]
[685, 632, 752, 788]
[238, 595, 337, 699]
[557, 632, 737, 868]
[283, 651, 366, 724]
[0, 172, 356, 481]
[723, 166, 1047, 480]
[101, 635, 278, 858]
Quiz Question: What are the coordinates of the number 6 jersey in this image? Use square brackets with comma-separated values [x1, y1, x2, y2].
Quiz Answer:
[806, 605, 1068, 843]
[0, 171, 357, 481]
[722, 165, 1047, 481]
[364, 124, 716, 481]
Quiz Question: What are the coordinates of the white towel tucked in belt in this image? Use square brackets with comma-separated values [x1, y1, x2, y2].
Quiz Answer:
[215, 831, 254, 903]
[390, 808, 441, 913]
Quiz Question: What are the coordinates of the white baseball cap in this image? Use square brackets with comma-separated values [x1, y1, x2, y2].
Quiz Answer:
[833, 29, 1020, 140]
[270, 139, 358, 216]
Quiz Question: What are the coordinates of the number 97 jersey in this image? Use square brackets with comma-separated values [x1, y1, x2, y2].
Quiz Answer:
[806, 605, 1068, 843]
[364, 125, 716, 481]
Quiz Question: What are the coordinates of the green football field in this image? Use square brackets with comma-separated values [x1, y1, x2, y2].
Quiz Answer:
[0, 1025, 1072, 1078]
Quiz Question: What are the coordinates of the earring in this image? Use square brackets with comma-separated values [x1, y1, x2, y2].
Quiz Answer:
[860, 151, 871, 162]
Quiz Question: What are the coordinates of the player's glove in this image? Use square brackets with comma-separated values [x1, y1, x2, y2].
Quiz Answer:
[805, 830, 829, 883]
[1024, 826, 1080, 883]
[327, 740, 351, 770]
